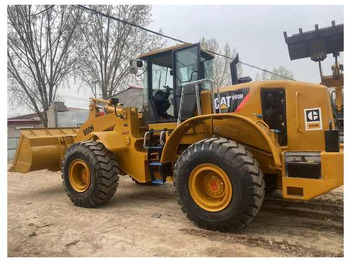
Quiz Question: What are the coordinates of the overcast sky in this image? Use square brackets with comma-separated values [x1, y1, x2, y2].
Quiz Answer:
[149, 5, 344, 82]
[8, 5, 344, 116]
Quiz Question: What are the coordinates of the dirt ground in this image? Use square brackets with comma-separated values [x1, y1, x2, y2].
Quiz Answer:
[8, 167, 343, 257]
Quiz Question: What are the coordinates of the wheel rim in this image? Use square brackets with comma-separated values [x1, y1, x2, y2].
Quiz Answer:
[68, 159, 91, 192]
[189, 163, 232, 212]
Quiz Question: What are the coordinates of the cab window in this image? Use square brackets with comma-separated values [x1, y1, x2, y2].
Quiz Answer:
[151, 64, 174, 119]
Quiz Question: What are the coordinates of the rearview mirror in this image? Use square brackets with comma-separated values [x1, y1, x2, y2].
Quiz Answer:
[129, 59, 143, 75]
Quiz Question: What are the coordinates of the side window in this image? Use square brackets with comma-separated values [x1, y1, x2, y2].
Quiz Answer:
[261, 89, 287, 146]
[151, 64, 174, 119]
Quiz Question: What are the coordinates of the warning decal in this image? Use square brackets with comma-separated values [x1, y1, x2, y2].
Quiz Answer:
[304, 108, 322, 131]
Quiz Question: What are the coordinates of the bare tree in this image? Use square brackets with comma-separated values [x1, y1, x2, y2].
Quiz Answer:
[7, 5, 83, 127]
[255, 66, 294, 81]
[200, 37, 242, 87]
[78, 5, 165, 99]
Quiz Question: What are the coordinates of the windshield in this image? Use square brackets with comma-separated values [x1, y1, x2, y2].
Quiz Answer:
[175, 46, 199, 83]
[152, 64, 173, 90]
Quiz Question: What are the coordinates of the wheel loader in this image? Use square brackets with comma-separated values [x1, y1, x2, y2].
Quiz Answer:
[11, 43, 343, 231]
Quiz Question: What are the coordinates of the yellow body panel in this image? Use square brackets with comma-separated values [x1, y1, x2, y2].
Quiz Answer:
[215, 80, 335, 151]
[74, 100, 150, 183]
[160, 113, 281, 170]
[282, 150, 343, 200]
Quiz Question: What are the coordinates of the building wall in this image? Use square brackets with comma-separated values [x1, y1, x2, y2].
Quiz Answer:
[114, 88, 143, 112]
[57, 110, 89, 127]
[7, 123, 43, 161]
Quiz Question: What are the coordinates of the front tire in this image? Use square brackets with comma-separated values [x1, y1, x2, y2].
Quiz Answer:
[174, 137, 265, 231]
[62, 141, 119, 207]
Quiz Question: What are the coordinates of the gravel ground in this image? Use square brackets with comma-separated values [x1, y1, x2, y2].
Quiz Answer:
[7, 168, 343, 257]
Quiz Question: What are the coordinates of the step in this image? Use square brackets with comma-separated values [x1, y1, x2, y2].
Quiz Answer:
[152, 179, 165, 185]
[148, 162, 162, 167]
[148, 146, 163, 150]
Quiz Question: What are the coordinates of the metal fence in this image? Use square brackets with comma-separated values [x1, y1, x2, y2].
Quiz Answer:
[8, 136, 19, 161]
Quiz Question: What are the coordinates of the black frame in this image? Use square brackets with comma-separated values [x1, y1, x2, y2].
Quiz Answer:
[146, 57, 159, 123]
[260, 88, 288, 146]
[142, 43, 211, 124]
[172, 43, 201, 120]
[144, 43, 203, 123]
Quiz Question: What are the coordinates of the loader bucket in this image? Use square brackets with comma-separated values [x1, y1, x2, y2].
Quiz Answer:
[10, 128, 79, 173]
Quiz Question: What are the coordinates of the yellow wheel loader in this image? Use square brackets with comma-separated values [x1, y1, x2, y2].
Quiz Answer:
[11, 43, 343, 231]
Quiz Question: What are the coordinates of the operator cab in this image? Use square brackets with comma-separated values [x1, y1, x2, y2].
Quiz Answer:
[134, 43, 214, 123]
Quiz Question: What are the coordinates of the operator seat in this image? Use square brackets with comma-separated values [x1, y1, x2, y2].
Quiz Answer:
[153, 88, 171, 119]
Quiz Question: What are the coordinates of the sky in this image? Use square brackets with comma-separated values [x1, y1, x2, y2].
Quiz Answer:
[7, 5, 344, 116]
[149, 5, 344, 82]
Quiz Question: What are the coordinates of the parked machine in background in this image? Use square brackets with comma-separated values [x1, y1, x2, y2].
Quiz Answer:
[11, 43, 343, 231]
[284, 20, 344, 141]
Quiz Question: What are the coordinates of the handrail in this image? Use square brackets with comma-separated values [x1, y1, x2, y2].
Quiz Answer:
[177, 79, 219, 125]
[194, 83, 201, 116]
[160, 130, 166, 145]
[295, 92, 301, 133]
[143, 131, 151, 150]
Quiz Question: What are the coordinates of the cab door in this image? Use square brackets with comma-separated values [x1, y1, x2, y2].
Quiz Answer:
[172, 44, 201, 121]
[261, 88, 288, 146]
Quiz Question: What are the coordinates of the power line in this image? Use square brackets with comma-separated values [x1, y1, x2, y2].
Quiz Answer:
[76, 5, 187, 44]
[75, 5, 295, 81]
[203, 49, 295, 81]
[30, 5, 55, 16]
[239, 61, 295, 81]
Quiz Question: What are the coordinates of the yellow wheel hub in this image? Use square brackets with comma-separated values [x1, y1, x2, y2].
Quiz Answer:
[189, 163, 232, 212]
[68, 159, 91, 192]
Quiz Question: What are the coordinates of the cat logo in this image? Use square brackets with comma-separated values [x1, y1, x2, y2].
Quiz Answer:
[220, 103, 228, 110]
[304, 108, 322, 131]
[215, 96, 236, 113]
[214, 88, 249, 113]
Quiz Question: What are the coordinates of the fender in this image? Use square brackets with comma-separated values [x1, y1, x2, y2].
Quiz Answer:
[90, 131, 129, 152]
[161, 113, 282, 167]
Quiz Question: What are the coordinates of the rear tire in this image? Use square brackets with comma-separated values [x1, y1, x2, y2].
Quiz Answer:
[61, 141, 119, 207]
[174, 137, 265, 231]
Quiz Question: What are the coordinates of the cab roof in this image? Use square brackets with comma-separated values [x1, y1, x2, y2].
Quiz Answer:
[138, 43, 215, 61]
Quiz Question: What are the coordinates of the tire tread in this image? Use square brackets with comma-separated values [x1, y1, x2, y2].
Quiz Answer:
[174, 137, 265, 231]
[61, 141, 119, 208]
